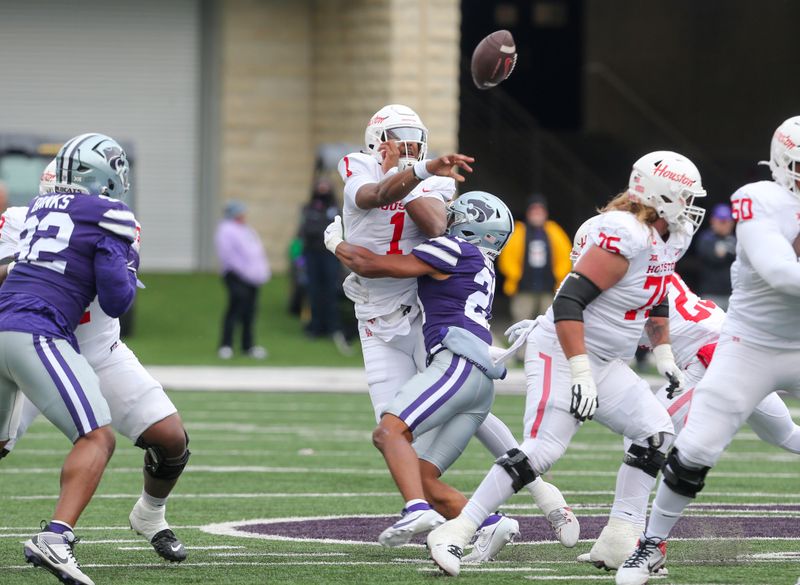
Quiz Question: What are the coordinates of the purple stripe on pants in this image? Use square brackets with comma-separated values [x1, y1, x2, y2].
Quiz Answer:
[33, 335, 85, 435]
[46, 338, 98, 430]
[399, 353, 460, 421]
[408, 360, 473, 432]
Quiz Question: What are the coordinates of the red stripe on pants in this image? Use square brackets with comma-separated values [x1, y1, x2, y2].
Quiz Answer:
[530, 352, 552, 438]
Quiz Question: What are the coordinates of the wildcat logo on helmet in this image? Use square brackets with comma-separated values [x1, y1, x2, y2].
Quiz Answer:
[463, 198, 494, 222]
[102, 146, 127, 171]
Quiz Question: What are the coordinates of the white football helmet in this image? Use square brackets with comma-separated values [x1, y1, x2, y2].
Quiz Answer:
[39, 158, 57, 195]
[364, 104, 428, 170]
[763, 116, 800, 196]
[628, 151, 706, 234]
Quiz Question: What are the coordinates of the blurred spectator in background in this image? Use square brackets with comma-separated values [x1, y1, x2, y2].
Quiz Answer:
[215, 200, 270, 360]
[696, 202, 736, 309]
[298, 179, 351, 354]
[498, 194, 572, 323]
[0, 182, 8, 214]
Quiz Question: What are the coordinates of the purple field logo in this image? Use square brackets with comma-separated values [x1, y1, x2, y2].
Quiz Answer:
[201, 506, 800, 545]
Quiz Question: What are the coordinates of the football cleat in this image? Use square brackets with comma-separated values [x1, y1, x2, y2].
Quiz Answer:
[529, 478, 580, 547]
[24, 528, 95, 585]
[427, 515, 478, 577]
[129, 498, 187, 562]
[546, 506, 580, 548]
[577, 516, 645, 570]
[378, 503, 445, 547]
[150, 529, 188, 563]
[462, 514, 520, 563]
[615, 536, 668, 585]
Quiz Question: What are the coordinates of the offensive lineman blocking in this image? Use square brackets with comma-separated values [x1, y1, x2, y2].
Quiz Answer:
[428, 151, 707, 576]
[617, 117, 800, 585]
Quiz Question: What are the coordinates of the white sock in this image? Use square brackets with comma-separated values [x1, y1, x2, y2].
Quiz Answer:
[609, 464, 657, 526]
[475, 413, 519, 458]
[644, 479, 692, 540]
[527, 476, 567, 513]
[142, 490, 168, 508]
[461, 464, 515, 526]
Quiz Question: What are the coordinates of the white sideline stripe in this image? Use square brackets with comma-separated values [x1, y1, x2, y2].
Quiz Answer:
[6, 491, 400, 500]
[6, 561, 400, 570]
[118, 545, 246, 551]
[519, 577, 667, 582]
[5, 465, 800, 479]
[210, 552, 349, 557]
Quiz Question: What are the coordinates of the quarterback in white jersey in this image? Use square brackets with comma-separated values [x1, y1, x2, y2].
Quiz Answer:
[336, 105, 577, 560]
[428, 150, 707, 577]
[0, 168, 190, 564]
[581, 273, 800, 570]
[618, 117, 800, 585]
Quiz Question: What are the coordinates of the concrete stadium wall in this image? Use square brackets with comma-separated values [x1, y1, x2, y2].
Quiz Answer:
[217, 0, 461, 272]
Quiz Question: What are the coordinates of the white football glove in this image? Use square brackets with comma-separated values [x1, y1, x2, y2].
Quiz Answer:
[504, 319, 537, 345]
[342, 272, 369, 305]
[653, 344, 684, 399]
[323, 215, 344, 254]
[568, 354, 598, 422]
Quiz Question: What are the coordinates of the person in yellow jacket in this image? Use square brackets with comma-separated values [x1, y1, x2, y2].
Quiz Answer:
[498, 195, 572, 322]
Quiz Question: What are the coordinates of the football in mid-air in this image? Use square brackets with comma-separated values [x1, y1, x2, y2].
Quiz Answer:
[470, 30, 517, 90]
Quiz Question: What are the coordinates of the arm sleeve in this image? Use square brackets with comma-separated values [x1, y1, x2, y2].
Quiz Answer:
[737, 219, 800, 295]
[94, 235, 137, 318]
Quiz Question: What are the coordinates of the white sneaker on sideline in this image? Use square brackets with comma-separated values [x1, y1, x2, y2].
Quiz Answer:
[24, 529, 95, 585]
[427, 515, 478, 577]
[218, 346, 233, 359]
[462, 515, 519, 563]
[578, 516, 645, 570]
[615, 536, 668, 585]
[247, 346, 268, 359]
[378, 504, 445, 547]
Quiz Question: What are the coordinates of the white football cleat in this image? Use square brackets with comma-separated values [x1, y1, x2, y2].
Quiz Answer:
[615, 536, 668, 585]
[529, 478, 580, 547]
[578, 516, 645, 570]
[427, 515, 477, 577]
[24, 529, 95, 585]
[462, 514, 520, 563]
[378, 503, 445, 547]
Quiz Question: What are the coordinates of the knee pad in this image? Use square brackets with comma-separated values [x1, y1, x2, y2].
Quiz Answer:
[135, 432, 191, 481]
[661, 447, 710, 499]
[623, 433, 667, 478]
[495, 448, 537, 492]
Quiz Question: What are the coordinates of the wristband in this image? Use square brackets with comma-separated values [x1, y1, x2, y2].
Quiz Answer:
[568, 354, 591, 378]
[6, 261, 15, 274]
[412, 160, 433, 181]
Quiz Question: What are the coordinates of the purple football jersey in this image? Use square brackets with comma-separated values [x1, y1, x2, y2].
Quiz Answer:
[0, 192, 138, 346]
[411, 235, 496, 352]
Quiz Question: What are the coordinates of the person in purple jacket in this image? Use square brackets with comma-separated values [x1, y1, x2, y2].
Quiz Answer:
[214, 200, 271, 359]
[0, 133, 139, 585]
[325, 191, 520, 545]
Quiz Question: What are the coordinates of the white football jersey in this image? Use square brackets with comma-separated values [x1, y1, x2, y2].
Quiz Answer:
[656, 273, 724, 369]
[337, 152, 455, 327]
[0, 206, 121, 365]
[724, 181, 800, 348]
[543, 210, 691, 362]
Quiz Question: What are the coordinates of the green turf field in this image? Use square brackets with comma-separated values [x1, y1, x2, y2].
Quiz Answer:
[2, 391, 799, 585]
[128, 272, 364, 367]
